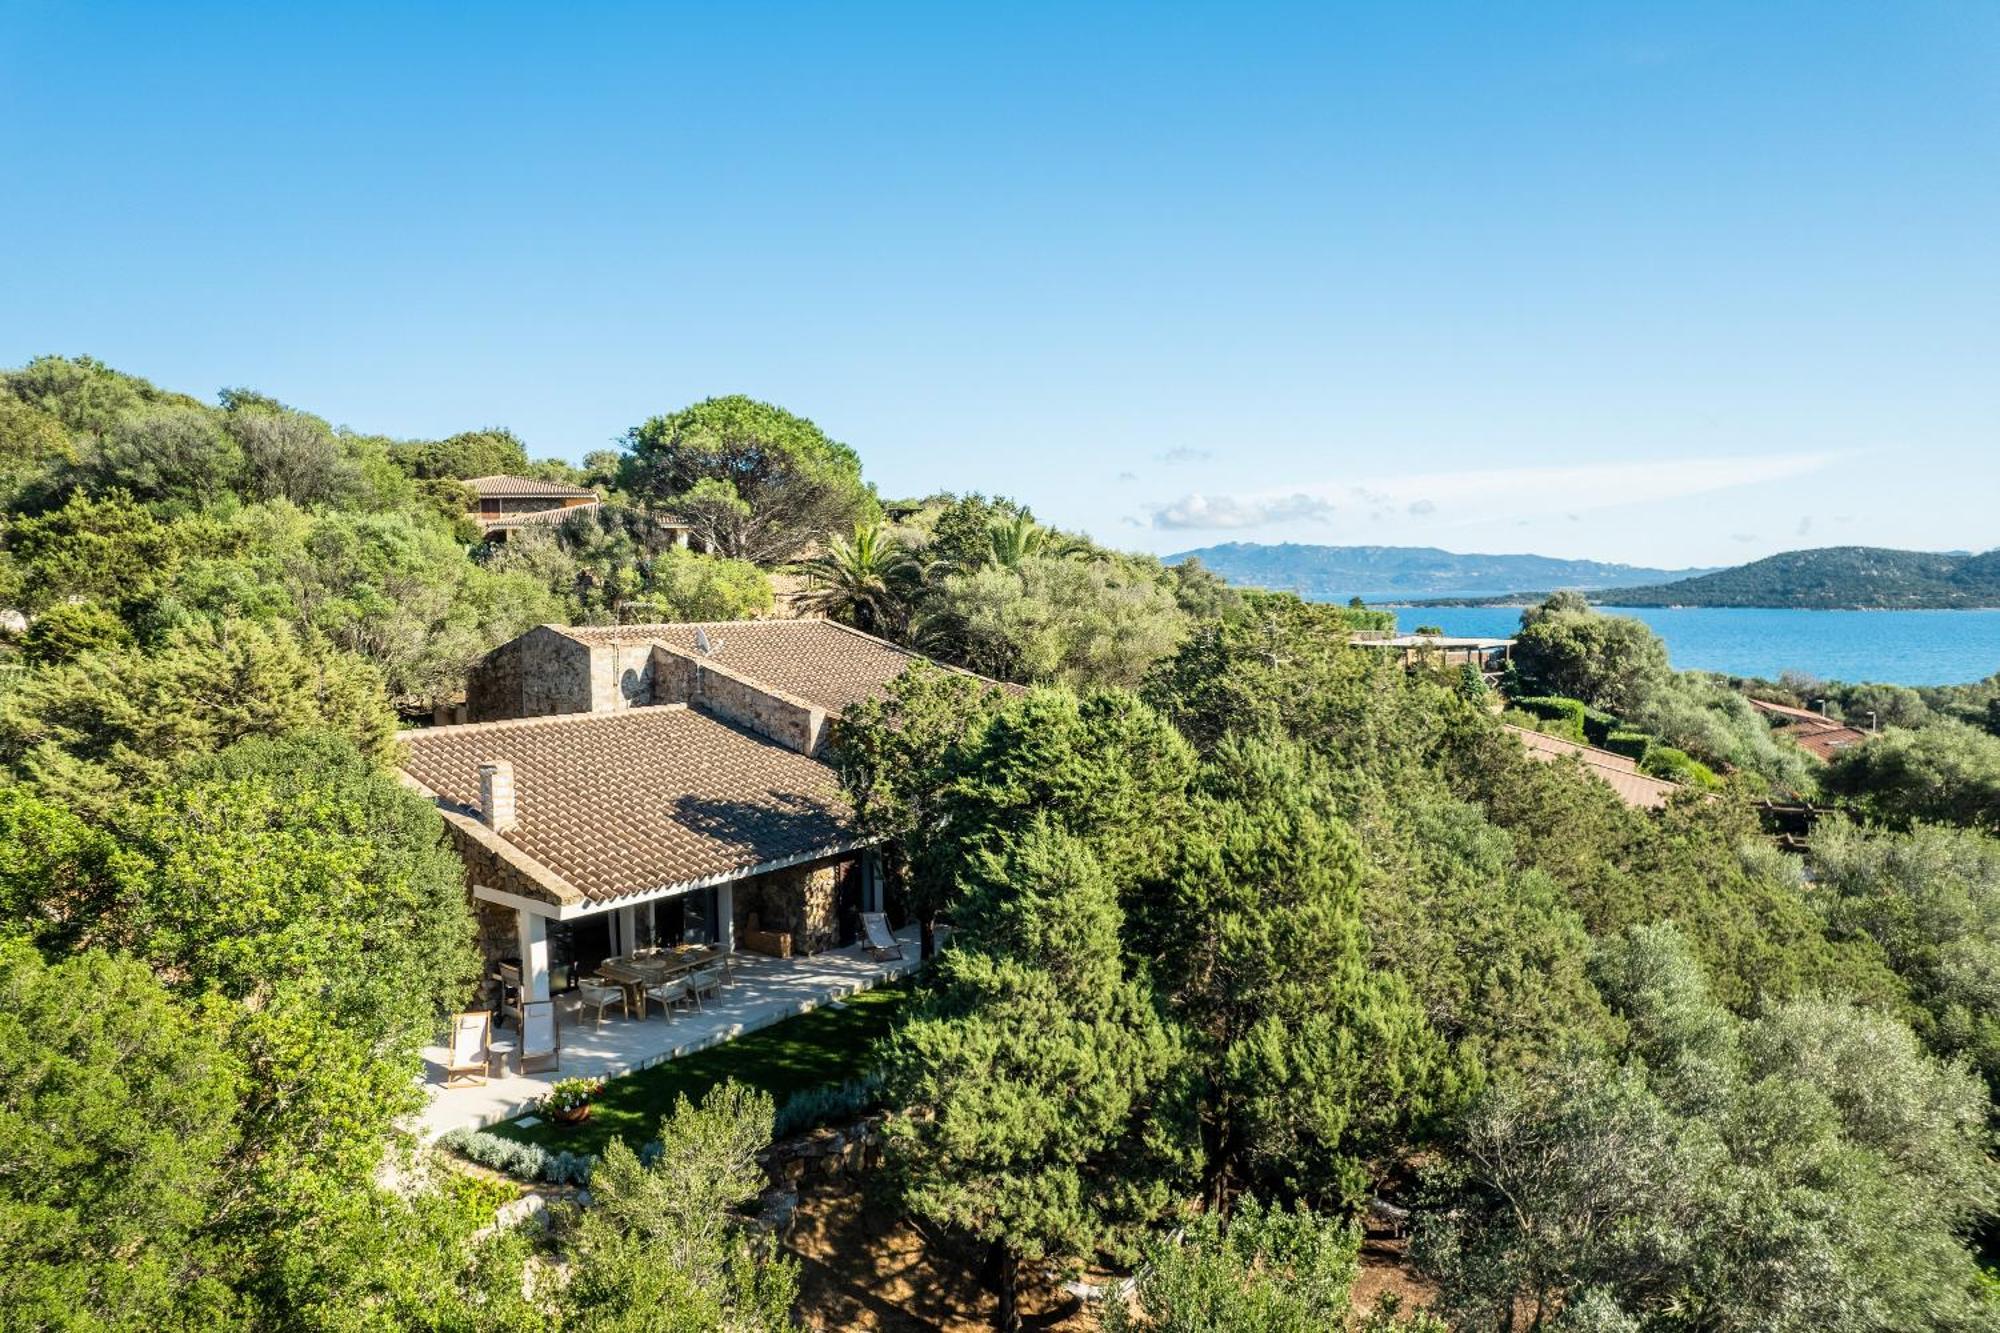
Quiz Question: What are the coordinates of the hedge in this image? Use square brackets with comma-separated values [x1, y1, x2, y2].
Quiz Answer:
[1514, 695, 1587, 742]
[1602, 730, 1653, 762]
[1642, 745, 1722, 790]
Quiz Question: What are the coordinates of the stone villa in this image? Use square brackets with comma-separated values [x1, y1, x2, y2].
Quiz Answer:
[399, 620, 975, 1013]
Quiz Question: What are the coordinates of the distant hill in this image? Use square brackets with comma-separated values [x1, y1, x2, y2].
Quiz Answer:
[1164, 542, 1712, 601]
[1600, 546, 2000, 609]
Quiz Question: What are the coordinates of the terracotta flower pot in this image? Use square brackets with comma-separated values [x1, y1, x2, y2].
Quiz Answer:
[551, 1103, 592, 1126]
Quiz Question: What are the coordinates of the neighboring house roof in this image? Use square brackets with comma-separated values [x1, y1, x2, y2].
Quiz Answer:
[1745, 697, 1835, 724]
[398, 707, 859, 908]
[1506, 723, 1678, 810]
[462, 474, 599, 499]
[1743, 697, 1873, 763]
[549, 620, 942, 716]
[1354, 634, 1516, 650]
[481, 500, 603, 530]
[1791, 726, 1871, 762]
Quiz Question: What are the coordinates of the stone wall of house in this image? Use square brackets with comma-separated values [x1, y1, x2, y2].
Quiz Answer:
[446, 822, 556, 982]
[650, 644, 828, 754]
[471, 895, 518, 974]
[467, 626, 597, 720]
[733, 855, 853, 955]
[592, 637, 659, 711]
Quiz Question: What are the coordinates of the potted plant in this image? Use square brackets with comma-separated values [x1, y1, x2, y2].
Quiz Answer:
[541, 1076, 604, 1126]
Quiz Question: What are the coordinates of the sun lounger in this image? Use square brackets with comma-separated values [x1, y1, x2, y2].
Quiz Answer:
[445, 1011, 491, 1087]
[861, 912, 905, 961]
[518, 999, 559, 1074]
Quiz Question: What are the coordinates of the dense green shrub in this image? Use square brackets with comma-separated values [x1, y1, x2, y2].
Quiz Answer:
[770, 1073, 884, 1138]
[1824, 720, 2000, 833]
[1602, 730, 1653, 762]
[437, 1126, 594, 1185]
[1513, 695, 1588, 742]
[1641, 745, 1720, 789]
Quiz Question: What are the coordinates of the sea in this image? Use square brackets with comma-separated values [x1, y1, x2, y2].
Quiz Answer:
[1376, 605, 2000, 687]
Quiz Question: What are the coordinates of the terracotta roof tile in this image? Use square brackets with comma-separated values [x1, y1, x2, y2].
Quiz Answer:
[1506, 724, 1678, 810]
[1793, 726, 1871, 762]
[463, 474, 599, 499]
[481, 500, 604, 530]
[399, 707, 858, 905]
[553, 620, 938, 715]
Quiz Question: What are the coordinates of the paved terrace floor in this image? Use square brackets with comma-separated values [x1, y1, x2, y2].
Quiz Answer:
[417, 925, 922, 1140]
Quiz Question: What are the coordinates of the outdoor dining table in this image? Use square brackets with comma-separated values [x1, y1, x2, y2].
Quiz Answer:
[598, 946, 723, 1012]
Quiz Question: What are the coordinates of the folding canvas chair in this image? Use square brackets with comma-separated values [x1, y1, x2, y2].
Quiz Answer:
[518, 999, 559, 1074]
[444, 1011, 491, 1087]
[861, 912, 905, 961]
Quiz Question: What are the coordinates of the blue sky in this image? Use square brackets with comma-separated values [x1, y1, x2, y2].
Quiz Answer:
[3, 2, 1995, 568]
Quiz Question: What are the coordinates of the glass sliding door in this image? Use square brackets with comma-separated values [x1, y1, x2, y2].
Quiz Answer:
[683, 887, 719, 945]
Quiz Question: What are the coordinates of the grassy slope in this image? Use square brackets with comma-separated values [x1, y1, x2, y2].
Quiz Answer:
[488, 981, 912, 1155]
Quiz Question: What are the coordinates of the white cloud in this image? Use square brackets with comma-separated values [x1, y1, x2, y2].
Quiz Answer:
[1151, 491, 1337, 530]
[1348, 453, 1835, 518]
[1158, 447, 1212, 464]
[1148, 453, 1835, 537]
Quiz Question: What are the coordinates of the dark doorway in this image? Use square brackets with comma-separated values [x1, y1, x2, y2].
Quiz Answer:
[834, 858, 864, 947]
[553, 915, 612, 991]
[657, 895, 687, 946]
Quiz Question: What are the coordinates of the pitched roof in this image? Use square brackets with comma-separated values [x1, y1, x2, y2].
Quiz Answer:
[1791, 726, 1871, 762]
[398, 707, 859, 907]
[1505, 724, 1678, 810]
[462, 474, 599, 499]
[1745, 697, 1836, 724]
[1741, 697, 1872, 762]
[550, 620, 938, 715]
[481, 500, 603, 530]
[1354, 634, 1516, 650]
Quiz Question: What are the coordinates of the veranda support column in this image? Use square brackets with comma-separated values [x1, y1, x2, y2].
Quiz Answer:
[715, 882, 735, 953]
[515, 908, 552, 1003]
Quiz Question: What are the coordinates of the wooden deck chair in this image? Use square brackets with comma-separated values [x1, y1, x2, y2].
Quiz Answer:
[861, 912, 905, 961]
[518, 999, 559, 1074]
[445, 1011, 491, 1088]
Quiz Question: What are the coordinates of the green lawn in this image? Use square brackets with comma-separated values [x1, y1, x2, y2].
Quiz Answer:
[488, 981, 912, 1155]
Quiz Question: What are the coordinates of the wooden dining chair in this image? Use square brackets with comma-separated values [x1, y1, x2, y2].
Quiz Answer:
[576, 978, 628, 1029]
[644, 977, 694, 1018]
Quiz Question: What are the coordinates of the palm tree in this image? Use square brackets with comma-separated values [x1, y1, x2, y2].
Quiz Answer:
[796, 523, 920, 636]
[987, 513, 1053, 568]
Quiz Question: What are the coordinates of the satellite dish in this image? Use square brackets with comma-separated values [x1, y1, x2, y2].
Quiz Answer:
[695, 628, 722, 656]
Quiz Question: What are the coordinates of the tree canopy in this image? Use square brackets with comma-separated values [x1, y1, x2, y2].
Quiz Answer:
[621, 395, 875, 563]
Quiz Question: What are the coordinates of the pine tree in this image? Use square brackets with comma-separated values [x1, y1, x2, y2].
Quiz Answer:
[1138, 736, 1463, 1207]
[881, 822, 1191, 1330]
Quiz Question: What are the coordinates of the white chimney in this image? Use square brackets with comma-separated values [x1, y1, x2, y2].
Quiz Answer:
[478, 759, 518, 833]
